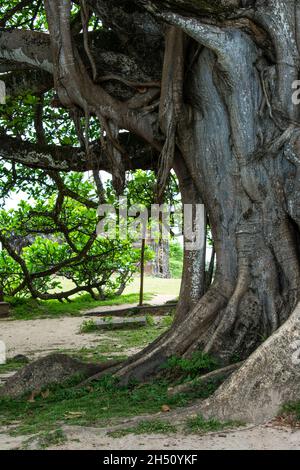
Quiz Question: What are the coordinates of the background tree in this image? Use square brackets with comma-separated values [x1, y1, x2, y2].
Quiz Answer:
[0, 170, 146, 301]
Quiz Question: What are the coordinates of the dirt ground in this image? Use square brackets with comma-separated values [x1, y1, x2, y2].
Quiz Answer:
[0, 423, 299, 450]
[0, 293, 299, 451]
[0, 294, 175, 360]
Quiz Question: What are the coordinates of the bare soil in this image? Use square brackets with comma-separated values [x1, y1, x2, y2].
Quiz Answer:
[0, 423, 299, 450]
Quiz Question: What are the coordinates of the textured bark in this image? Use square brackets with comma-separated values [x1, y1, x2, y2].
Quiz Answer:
[0, 133, 159, 173]
[180, 303, 300, 424]
[1, 0, 300, 421]
[102, 3, 300, 416]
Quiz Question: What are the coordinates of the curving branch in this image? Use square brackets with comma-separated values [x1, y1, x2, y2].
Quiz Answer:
[0, 133, 159, 173]
[0, 27, 162, 101]
[0, 29, 53, 72]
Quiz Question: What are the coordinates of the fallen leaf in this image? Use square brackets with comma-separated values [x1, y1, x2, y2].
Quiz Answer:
[64, 411, 86, 420]
[161, 404, 171, 412]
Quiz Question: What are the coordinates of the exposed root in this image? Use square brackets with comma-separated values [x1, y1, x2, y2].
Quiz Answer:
[0, 354, 121, 399]
[167, 361, 244, 397]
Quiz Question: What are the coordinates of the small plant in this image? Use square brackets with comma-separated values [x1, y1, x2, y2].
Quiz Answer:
[0, 357, 28, 373]
[161, 351, 218, 380]
[160, 315, 173, 328]
[37, 429, 67, 449]
[108, 420, 177, 438]
[146, 314, 155, 326]
[186, 415, 240, 434]
[79, 319, 97, 333]
[281, 402, 300, 421]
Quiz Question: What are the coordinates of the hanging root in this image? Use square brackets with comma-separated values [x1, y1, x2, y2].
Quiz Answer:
[80, 0, 97, 81]
[156, 26, 186, 202]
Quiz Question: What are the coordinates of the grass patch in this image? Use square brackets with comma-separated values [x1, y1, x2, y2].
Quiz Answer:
[161, 351, 219, 381]
[8, 293, 152, 320]
[108, 420, 177, 438]
[0, 374, 219, 437]
[281, 402, 300, 421]
[76, 322, 169, 354]
[186, 415, 241, 434]
[0, 357, 28, 374]
[36, 428, 67, 449]
[66, 321, 170, 361]
[79, 319, 97, 333]
[105, 325, 168, 350]
[61, 346, 128, 364]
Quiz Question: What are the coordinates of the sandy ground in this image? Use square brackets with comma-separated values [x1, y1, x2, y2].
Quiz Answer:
[0, 294, 175, 360]
[1, 423, 300, 450]
[0, 316, 104, 359]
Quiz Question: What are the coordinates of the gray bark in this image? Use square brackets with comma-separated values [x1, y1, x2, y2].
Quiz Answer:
[1, 0, 300, 421]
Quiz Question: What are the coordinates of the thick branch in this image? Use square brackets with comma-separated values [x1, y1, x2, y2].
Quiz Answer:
[0, 28, 161, 101]
[2, 69, 53, 99]
[134, 0, 241, 17]
[0, 29, 52, 72]
[0, 133, 159, 172]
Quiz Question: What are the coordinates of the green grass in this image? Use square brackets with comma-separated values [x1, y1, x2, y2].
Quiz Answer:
[161, 351, 219, 381]
[76, 322, 169, 355]
[104, 324, 168, 351]
[0, 373, 221, 437]
[8, 293, 152, 320]
[108, 420, 177, 438]
[185, 415, 241, 433]
[281, 402, 300, 421]
[0, 358, 27, 374]
[79, 319, 98, 333]
[59, 344, 128, 363]
[35, 429, 67, 449]
[0, 355, 29, 374]
[124, 276, 181, 297]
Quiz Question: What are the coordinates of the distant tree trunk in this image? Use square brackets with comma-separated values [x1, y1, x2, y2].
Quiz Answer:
[153, 239, 171, 279]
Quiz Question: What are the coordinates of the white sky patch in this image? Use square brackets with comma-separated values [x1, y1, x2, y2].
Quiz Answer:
[3, 191, 32, 210]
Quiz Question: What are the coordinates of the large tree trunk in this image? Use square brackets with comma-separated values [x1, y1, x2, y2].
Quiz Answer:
[181, 302, 300, 424]
[111, 4, 300, 422]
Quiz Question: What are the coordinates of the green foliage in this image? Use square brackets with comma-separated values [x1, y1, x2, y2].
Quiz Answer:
[0, 374, 218, 437]
[0, 358, 27, 374]
[9, 293, 152, 320]
[281, 402, 300, 421]
[169, 241, 183, 278]
[162, 351, 219, 380]
[36, 429, 67, 449]
[0, 171, 155, 300]
[185, 415, 241, 433]
[146, 314, 155, 326]
[79, 319, 97, 334]
[160, 315, 174, 328]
